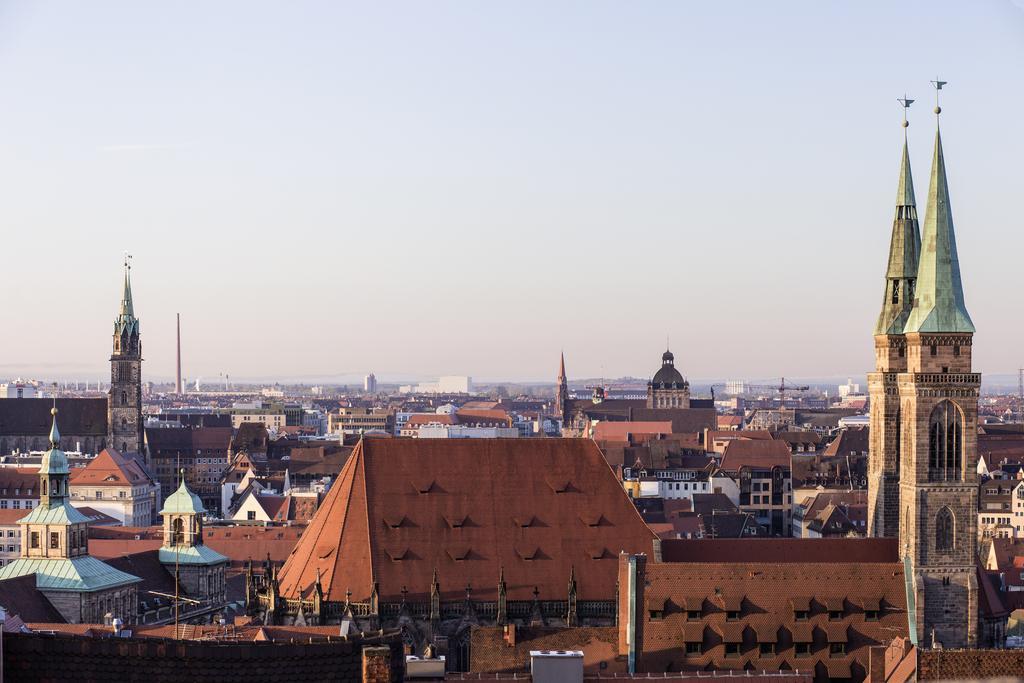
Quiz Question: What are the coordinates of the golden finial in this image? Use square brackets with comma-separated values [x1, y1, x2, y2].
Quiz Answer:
[931, 78, 947, 117]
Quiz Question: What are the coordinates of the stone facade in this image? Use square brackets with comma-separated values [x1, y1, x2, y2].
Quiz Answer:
[43, 585, 138, 625]
[108, 264, 143, 455]
[898, 332, 979, 649]
[868, 335, 905, 539]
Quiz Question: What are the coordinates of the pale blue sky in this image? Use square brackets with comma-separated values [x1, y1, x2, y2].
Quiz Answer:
[1, 1, 1021, 383]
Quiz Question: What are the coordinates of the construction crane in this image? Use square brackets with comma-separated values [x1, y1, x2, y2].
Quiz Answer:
[777, 377, 810, 409]
[709, 378, 812, 408]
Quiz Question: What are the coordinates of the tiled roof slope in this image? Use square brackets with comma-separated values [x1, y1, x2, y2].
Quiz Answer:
[276, 438, 656, 603]
[719, 440, 792, 471]
[71, 449, 153, 487]
[0, 398, 107, 436]
[634, 558, 908, 680]
[0, 574, 65, 623]
[660, 538, 899, 564]
[918, 648, 1024, 679]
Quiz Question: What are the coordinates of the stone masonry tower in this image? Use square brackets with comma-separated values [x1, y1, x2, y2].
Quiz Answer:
[897, 85, 978, 649]
[555, 352, 569, 418]
[868, 98, 921, 539]
[108, 257, 143, 454]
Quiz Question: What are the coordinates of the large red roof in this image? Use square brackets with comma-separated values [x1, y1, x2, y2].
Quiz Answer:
[276, 438, 656, 604]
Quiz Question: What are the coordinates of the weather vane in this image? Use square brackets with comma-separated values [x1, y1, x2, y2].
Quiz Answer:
[124, 252, 133, 271]
[897, 94, 914, 129]
[930, 78, 947, 117]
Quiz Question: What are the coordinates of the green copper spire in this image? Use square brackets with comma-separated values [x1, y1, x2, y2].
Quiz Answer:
[874, 99, 922, 336]
[114, 255, 140, 336]
[903, 102, 974, 334]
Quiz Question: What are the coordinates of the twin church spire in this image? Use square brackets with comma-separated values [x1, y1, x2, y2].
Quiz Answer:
[876, 84, 972, 337]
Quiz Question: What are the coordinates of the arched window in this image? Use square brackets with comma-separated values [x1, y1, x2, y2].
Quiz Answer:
[928, 401, 963, 482]
[935, 507, 954, 552]
[121, 391, 127, 405]
[172, 517, 185, 545]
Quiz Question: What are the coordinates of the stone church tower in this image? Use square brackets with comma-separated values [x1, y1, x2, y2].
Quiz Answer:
[108, 259, 143, 454]
[555, 352, 568, 417]
[870, 91, 979, 648]
[868, 101, 921, 539]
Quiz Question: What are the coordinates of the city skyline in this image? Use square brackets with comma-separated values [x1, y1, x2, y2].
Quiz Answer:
[2, 2, 1023, 381]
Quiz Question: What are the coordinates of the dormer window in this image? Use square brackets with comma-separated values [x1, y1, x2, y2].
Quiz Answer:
[794, 609, 809, 621]
[726, 610, 740, 621]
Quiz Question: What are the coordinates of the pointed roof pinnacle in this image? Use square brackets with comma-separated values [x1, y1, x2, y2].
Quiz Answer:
[558, 351, 566, 382]
[115, 255, 140, 336]
[49, 405, 60, 448]
[121, 254, 135, 318]
[903, 85, 974, 335]
[40, 406, 70, 476]
[874, 96, 923, 337]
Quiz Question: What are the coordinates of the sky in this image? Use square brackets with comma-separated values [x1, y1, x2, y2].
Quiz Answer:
[1, 1, 1022, 384]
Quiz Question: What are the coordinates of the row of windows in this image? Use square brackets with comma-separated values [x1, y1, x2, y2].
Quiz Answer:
[685, 641, 845, 658]
[0, 500, 33, 510]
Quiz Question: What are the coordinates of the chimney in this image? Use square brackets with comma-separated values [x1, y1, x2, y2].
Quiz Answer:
[176, 313, 183, 395]
[362, 646, 392, 683]
[530, 650, 583, 683]
[503, 623, 516, 647]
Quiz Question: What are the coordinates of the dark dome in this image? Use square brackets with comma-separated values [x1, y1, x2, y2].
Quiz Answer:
[650, 350, 687, 388]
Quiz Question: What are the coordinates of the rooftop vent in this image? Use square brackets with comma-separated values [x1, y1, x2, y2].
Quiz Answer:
[530, 650, 583, 683]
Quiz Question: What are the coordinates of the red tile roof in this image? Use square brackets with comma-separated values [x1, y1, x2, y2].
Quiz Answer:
[276, 438, 657, 603]
[592, 422, 674, 442]
[659, 538, 899, 564]
[719, 440, 792, 471]
[405, 413, 457, 427]
[70, 449, 153, 487]
[630, 553, 907, 680]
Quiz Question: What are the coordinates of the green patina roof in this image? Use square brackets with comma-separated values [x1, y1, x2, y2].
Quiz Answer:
[114, 264, 140, 336]
[875, 138, 922, 336]
[903, 129, 975, 334]
[40, 410, 70, 476]
[160, 480, 205, 515]
[19, 502, 91, 526]
[158, 544, 228, 566]
[0, 556, 140, 592]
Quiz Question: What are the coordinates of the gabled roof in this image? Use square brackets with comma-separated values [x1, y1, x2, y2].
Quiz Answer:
[0, 574, 66, 623]
[635, 546, 908, 676]
[276, 438, 656, 603]
[719, 439, 792, 472]
[71, 449, 153, 487]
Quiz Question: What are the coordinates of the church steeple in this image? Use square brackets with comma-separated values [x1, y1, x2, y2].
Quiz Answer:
[115, 256, 139, 338]
[875, 97, 921, 336]
[903, 89, 974, 334]
[555, 352, 569, 418]
[109, 257, 144, 454]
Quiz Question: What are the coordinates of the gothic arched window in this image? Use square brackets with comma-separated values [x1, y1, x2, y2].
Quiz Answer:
[935, 507, 954, 552]
[928, 401, 963, 482]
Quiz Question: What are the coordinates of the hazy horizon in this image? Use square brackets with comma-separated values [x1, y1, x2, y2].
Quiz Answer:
[2, 1, 1023, 382]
